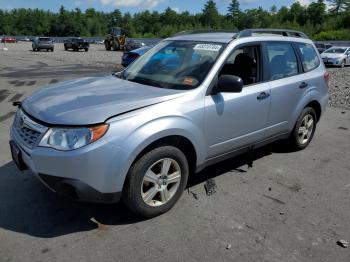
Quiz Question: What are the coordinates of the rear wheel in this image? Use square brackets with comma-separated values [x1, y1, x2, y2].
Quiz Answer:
[122, 146, 189, 218]
[288, 107, 317, 150]
[85, 48, 89, 52]
[105, 41, 111, 51]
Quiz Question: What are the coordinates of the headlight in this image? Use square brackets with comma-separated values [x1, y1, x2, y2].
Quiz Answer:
[39, 124, 109, 151]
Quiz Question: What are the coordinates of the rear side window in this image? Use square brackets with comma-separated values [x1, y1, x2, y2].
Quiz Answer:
[266, 43, 298, 80]
[296, 43, 320, 72]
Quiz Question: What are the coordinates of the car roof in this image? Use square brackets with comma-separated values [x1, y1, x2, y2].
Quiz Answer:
[168, 32, 237, 43]
[168, 33, 313, 45]
[167, 29, 311, 44]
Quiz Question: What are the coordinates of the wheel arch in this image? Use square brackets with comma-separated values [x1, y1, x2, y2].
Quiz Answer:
[305, 100, 321, 122]
[133, 135, 197, 175]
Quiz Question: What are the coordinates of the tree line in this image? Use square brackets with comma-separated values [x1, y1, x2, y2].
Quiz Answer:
[0, 0, 349, 40]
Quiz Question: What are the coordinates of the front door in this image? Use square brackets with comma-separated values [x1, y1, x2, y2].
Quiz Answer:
[204, 44, 271, 158]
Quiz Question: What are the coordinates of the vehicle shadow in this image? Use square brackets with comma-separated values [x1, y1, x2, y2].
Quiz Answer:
[0, 141, 294, 238]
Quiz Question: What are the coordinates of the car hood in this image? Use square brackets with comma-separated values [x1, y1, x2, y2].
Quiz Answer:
[321, 53, 344, 59]
[22, 76, 185, 125]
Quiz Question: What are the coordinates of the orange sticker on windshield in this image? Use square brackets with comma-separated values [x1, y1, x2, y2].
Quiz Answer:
[183, 77, 194, 85]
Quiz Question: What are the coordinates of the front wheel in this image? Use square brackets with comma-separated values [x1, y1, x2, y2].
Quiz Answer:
[288, 107, 317, 150]
[122, 146, 189, 218]
[85, 48, 88, 52]
[340, 60, 345, 68]
[113, 42, 120, 51]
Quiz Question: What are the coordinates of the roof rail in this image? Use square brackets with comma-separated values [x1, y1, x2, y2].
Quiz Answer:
[235, 29, 309, 39]
[174, 29, 237, 37]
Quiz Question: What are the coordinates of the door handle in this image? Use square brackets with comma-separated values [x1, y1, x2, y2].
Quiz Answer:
[299, 82, 308, 89]
[257, 92, 270, 100]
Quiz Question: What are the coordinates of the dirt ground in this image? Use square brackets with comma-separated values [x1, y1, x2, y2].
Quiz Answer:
[0, 42, 349, 262]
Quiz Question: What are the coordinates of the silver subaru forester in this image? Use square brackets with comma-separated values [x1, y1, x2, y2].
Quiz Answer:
[10, 29, 329, 217]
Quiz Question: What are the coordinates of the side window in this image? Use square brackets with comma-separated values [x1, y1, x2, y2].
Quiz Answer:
[266, 43, 298, 80]
[219, 45, 261, 86]
[296, 43, 320, 72]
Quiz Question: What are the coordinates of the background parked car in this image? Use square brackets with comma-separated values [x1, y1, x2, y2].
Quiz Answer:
[1, 37, 17, 43]
[32, 37, 54, 52]
[125, 39, 146, 51]
[315, 43, 332, 54]
[321, 46, 350, 67]
[121, 46, 151, 67]
[64, 37, 89, 52]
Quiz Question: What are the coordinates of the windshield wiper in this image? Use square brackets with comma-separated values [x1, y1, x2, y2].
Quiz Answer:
[112, 71, 126, 79]
[127, 77, 163, 88]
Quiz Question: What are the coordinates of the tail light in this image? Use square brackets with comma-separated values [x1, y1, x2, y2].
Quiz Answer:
[324, 71, 330, 87]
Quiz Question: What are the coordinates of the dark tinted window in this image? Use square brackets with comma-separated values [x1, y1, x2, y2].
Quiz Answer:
[296, 43, 320, 72]
[266, 43, 298, 80]
[39, 37, 51, 41]
[220, 45, 261, 86]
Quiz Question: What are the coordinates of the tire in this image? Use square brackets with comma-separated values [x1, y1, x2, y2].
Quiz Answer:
[288, 107, 317, 150]
[122, 146, 189, 218]
[105, 41, 111, 51]
[85, 48, 88, 52]
[340, 60, 345, 68]
[51, 48, 54, 52]
[113, 41, 120, 51]
[64, 45, 68, 51]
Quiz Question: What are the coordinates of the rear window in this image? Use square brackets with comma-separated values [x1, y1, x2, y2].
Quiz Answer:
[266, 43, 298, 80]
[39, 37, 51, 41]
[296, 43, 320, 72]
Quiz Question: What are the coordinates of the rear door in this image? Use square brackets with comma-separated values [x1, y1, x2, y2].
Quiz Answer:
[266, 42, 320, 135]
[265, 42, 309, 134]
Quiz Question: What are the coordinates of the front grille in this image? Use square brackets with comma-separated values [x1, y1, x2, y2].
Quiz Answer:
[14, 109, 47, 148]
[15, 122, 41, 147]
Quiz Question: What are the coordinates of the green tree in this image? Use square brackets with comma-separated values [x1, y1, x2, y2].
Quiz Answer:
[201, 0, 220, 28]
[327, 0, 350, 13]
[307, 0, 326, 26]
[227, 0, 240, 27]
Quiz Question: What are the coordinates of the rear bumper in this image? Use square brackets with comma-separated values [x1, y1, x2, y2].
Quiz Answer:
[37, 44, 54, 49]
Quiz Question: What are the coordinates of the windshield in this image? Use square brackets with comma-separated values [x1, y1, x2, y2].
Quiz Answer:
[324, 48, 347, 54]
[122, 40, 225, 90]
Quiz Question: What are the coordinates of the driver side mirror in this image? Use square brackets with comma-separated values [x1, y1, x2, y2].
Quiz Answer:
[212, 75, 243, 94]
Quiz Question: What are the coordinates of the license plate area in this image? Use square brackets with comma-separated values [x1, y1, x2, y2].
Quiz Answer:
[10, 140, 28, 171]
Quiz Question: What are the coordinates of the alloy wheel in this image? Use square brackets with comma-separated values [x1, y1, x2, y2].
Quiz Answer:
[298, 114, 314, 145]
[141, 158, 182, 207]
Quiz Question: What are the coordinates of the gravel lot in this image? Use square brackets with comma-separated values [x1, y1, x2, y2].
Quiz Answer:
[0, 42, 350, 262]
